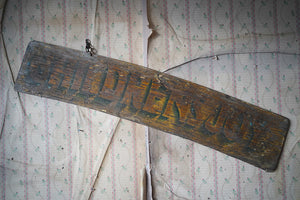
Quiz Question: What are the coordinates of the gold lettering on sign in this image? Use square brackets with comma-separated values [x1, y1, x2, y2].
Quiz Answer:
[38, 58, 262, 147]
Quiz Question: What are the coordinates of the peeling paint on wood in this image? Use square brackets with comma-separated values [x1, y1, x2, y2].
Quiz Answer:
[14, 41, 290, 171]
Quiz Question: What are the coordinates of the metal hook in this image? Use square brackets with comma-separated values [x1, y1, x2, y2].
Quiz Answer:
[85, 39, 97, 56]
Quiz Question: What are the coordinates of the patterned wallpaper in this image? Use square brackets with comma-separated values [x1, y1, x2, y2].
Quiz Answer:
[0, 0, 299, 199]
[148, 0, 300, 199]
[1, 0, 146, 199]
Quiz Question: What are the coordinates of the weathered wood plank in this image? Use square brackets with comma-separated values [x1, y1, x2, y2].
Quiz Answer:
[14, 41, 290, 171]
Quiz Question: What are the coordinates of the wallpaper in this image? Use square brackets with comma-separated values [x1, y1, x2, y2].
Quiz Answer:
[0, 0, 146, 199]
[0, 0, 299, 200]
[148, 0, 300, 199]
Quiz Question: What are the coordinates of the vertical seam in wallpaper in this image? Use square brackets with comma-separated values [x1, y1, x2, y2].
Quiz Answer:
[142, 0, 153, 199]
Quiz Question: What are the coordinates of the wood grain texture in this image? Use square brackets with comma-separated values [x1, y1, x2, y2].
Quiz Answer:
[15, 41, 290, 171]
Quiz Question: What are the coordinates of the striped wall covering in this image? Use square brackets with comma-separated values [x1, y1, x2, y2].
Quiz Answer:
[148, 0, 300, 199]
[0, 0, 299, 199]
[0, 0, 146, 199]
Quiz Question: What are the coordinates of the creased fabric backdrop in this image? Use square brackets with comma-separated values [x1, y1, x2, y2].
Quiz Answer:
[148, 0, 300, 200]
[0, 0, 299, 200]
[1, 0, 146, 199]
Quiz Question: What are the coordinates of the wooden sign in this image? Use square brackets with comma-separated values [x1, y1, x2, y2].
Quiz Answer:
[15, 41, 290, 171]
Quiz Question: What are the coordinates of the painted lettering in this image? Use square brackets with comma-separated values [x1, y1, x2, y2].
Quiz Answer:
[88, 67, 107, 94]
[47, 61, 69, 90]
[199, 104, 222, 136]
[69, 67, 87, 92]
[118, 74, 146, 114]
[138, 79, 159, 118]
[141, 81, 171, 120]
